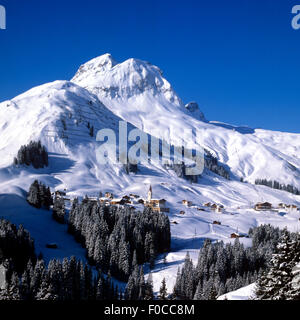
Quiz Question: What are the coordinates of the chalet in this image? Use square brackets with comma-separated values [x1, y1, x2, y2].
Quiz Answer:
[254, 202, 272, 211]
[286, 204, 298, 209]
[204, 202, 211, 207]
[216, 205, 224, 213]
[213, 221, 221, 225]
[88, 197, 99, 204]
[230, 232, 240, 239]
[182, 200, 192, 207]
[110, 198, 125, 205]
[138, 199, 145, 204]
[210, 204, 224, 213]
[105, 192, 114, 199]
[130, 194, 140, 199]
[278, 203, 297, 210]
[179, 211, 185, 215]
[119, 196, 131, 204]
[54, 190, 67, 198]
[100, 197, 110, 204]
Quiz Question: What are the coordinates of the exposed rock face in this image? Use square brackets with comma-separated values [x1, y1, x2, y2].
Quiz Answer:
[185, 101, 206, 121]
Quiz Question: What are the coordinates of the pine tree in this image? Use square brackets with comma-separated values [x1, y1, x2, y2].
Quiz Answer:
[159, 278, 168, 300]
[52, 196, 65, 223]
[89, 126, 94, 137]
[144, 273, 154, 300]
[14, 141, 48, 169]
[193, 282, 203, 300]
[255, 230, 300, 300]
[27, 180, 41, 208]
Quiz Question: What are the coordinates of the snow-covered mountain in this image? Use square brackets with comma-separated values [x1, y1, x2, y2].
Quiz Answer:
[72, 54, 300, 188]
[0, 53, 300, 295]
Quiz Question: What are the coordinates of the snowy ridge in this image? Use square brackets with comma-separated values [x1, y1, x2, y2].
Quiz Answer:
[72, 54, 300, 188]
[0, 80, 123, 167]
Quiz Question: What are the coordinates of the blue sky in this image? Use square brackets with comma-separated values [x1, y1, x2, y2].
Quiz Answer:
[0, 0, 299, 133]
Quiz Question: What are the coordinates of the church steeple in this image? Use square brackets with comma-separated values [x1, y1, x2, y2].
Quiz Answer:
[148, 185, 152, 202]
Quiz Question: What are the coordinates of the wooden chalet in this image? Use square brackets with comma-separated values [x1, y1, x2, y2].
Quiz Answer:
[105, 192, 114, 199]
[110, 198, 126, 205]
[204, 202, 211, 207]
[182, 200, 192, 207]
[129, 194, 140, 199]
[254, 202, 272, 211]
[230, 232, 240, 239]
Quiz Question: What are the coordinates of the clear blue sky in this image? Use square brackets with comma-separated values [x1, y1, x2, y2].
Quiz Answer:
[0, 0, 299, 133]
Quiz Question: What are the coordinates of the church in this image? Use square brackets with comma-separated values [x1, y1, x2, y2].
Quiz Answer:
[144, 185, 170, 213]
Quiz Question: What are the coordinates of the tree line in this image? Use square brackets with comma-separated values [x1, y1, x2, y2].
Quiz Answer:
[1, 256, 119, 300]
[204, 152, 230, 180]
[255, 178, 300, 196]
[172, 224, 292, 300]
[27, 180, 53, 209]
[13, 140, 48, 169]
[68, 198, 171, 282]
[0, 219, 36, 275]
[163, 153, 230, 182]
[0, 218, 156, 301]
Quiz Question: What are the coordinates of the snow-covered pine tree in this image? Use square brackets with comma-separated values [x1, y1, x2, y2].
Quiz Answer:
[144, 273, 154, 300]
[52, 195, 66, 223]
[159, 278, 168, 300]
[255, 229, 300, 300]
[288, 262, 300, 299]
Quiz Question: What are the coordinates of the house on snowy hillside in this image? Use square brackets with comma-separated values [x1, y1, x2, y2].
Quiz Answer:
[230, 232, 240, 239]
[105, 192, 114, 199]
[182, 200, 192, 207]
[254, 202, 272, 211]
[110, 198, 126, 205]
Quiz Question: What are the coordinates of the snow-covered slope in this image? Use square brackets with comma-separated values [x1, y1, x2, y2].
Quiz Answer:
[0, 80, 124, 167]
[0, 53, 300, 296]
[217, 283, 256, 300]
[71, 54, 300, 188]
